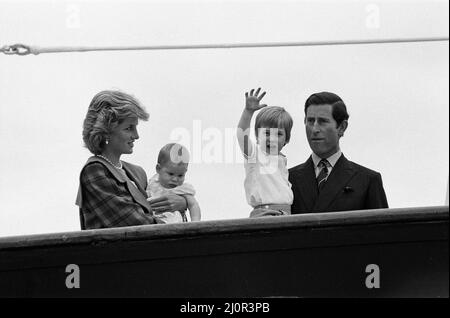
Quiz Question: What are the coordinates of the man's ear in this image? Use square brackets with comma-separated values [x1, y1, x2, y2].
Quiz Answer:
[338, 120, 348, 137]
[156, 163, 161, 173]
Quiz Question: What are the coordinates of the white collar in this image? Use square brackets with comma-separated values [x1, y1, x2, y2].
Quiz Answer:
[311, 150, 342, 168]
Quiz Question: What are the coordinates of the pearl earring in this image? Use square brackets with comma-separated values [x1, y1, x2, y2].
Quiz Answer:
[105, 140, 109, 145]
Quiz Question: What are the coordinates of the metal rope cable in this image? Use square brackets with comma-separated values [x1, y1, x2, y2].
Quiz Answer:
[1, 36, 448, 56]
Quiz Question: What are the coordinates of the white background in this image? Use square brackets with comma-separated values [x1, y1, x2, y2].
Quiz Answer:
[0, 0, 448, 237]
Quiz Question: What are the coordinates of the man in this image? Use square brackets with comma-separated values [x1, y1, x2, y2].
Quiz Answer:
[289, 92, 388, 214]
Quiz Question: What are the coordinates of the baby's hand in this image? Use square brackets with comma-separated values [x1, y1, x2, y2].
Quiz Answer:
[245, 88, 267, 112]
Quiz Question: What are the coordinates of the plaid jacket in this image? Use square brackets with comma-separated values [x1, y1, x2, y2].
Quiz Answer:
[76, 156, 156, 229]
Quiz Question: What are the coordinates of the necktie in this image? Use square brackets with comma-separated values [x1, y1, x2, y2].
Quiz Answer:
[317, 159, 330, 192]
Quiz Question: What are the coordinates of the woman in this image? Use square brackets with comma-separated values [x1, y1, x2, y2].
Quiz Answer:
[76, 90, 186, 229]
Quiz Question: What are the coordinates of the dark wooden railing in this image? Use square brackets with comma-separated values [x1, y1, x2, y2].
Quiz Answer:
[0, 206, 448, 297]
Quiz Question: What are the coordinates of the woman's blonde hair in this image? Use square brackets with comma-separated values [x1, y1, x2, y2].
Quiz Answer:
[82, 90, 149, 154]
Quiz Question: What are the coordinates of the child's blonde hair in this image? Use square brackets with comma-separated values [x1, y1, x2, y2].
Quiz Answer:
[157, 143, 190, 166]
[254, 106, 293, 143]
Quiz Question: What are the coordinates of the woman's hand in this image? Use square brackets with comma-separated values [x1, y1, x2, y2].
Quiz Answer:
[148, 193, 187, 214]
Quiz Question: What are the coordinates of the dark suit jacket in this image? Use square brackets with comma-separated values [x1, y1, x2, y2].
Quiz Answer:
[76, 156, 156, 230]
[289, 155, 388, 214]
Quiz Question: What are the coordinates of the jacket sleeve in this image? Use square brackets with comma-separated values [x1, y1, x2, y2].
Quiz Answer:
[80, 163, 156, 228]
[365, 172, 389, 209]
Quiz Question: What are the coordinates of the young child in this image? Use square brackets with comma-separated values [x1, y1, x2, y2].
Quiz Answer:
[237, 88, 294, 217]
[146, 143, 201, 223]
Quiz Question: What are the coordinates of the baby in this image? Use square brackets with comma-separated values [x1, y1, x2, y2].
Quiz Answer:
[146, 143, 201, 223]
[237, 88, 294, 217]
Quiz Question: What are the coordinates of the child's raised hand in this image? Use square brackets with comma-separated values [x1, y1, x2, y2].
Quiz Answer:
[245, 88, 267, 112]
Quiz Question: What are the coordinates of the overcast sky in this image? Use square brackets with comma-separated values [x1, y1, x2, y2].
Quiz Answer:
[0, 0, 448, 237]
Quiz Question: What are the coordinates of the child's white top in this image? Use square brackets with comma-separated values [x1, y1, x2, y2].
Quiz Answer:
[147, 174, 196, 197]
[244, 140, 294, 207]
[146, 174, 196, 223]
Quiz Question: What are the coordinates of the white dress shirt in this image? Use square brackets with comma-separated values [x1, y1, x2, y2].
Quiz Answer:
[311, 150, 343, 178]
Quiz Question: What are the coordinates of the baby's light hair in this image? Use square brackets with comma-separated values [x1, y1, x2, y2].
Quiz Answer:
[254, 106, 293, 143]
[158, 143, 190, 166]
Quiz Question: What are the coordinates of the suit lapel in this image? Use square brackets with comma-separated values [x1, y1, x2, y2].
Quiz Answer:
[293, 157, 318, 211]
[313, 155, 355, 211]
[121, 163, 152, 212]
[87, 156, 152, 213]
[122, 162, 147, 196]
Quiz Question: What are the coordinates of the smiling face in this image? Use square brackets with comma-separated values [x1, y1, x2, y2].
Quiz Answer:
[257, 127, 287, 155]
[105, 117, 139, 158]
[305, 104, 347, 158]
[157, 162, 188, 189]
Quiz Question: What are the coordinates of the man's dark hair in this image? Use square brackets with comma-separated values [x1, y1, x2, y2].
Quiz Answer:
[304, 92, 349, 126]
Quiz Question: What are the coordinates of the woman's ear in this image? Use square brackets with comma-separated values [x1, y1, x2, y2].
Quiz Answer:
[156, 163, 161, 173]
